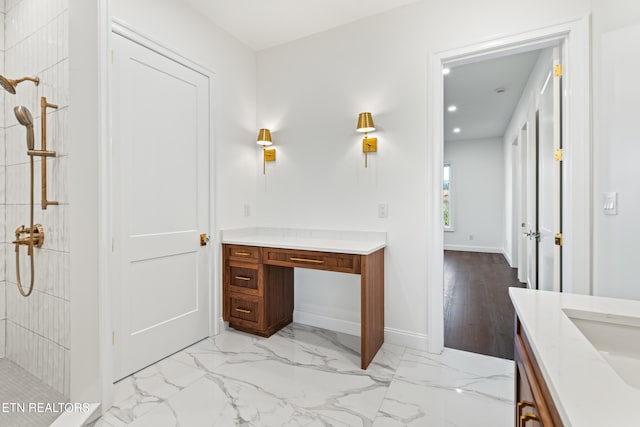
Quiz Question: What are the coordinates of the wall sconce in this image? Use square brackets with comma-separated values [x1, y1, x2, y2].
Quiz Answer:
[356, 112, 377, 168]
[257, 128, 276, 174]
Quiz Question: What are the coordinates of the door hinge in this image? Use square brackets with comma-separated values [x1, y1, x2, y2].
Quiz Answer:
[112, 332, 115, 346]
[554, 148, 563, 161]
[554, 64, 563, 77]
[555, 233, 563, 246]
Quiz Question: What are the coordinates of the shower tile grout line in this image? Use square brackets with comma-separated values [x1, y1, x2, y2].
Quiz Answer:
[6, 319, 70, 351]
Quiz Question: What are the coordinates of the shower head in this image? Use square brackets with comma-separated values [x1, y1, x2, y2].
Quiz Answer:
[0, 75, 40, 95]
[14, 106, 35, 150]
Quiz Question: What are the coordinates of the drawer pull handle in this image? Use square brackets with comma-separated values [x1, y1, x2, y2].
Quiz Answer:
[290, 257, 324, 264]
[234, 276, 252, 281]
[520, 413, 539, 427]
[235, 308, 252, 314]
[234, 251, 251, 256]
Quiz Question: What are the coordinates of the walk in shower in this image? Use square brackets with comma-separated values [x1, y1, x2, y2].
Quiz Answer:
[1, 0, 71, 426]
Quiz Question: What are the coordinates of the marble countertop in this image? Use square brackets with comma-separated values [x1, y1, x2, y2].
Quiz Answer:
[509, 288, 640, 427]
[220, 227, 386, 255]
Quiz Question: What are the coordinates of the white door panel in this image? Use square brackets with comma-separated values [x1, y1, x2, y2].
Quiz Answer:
[537, 48, 562, 292]
[112, 33, 210, 380]
[538, 68, 555, 291]
[526, 111, 537, 289]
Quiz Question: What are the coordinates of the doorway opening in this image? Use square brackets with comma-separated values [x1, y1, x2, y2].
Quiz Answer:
[427, 17, 592, 355]
[442, 48, 555, 359]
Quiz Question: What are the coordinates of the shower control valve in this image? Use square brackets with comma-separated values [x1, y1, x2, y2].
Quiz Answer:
[13, 224, 45, 250]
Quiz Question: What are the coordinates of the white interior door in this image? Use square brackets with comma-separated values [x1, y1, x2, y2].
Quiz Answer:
[537, 48, 562, 292]
[517, 125, 528, 284]
[525, 112, 538, 289]
[112, 33, 210, 380]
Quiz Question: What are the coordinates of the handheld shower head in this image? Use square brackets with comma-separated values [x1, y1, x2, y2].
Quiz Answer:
[0, 75, 40, 95]
[14, 106, 35, 150]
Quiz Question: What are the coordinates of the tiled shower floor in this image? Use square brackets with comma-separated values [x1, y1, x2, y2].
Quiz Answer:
[0, 358, 68, 427]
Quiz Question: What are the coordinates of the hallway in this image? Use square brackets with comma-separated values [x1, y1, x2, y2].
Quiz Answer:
[444, 251, 526, 360]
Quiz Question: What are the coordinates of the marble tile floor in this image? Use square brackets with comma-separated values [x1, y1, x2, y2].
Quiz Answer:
[92, 324, 514, 427]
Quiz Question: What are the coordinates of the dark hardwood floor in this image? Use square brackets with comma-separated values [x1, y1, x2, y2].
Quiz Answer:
[444, 250, 526, 360]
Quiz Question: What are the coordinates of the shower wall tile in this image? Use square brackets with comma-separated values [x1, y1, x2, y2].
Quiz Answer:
[48, 155, 68, 204]
[0, 245, 5, 283]
[0, 9, 5, 50]
[0, 282, 5, 319]
[3, 0, 69, 397]
[5, 321, 67, 395]
[0, 320, 5, 358]
[0, 166, 5, 204]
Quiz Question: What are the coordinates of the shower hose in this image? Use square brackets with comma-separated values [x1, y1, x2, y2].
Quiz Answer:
[15, 155, 36, 297]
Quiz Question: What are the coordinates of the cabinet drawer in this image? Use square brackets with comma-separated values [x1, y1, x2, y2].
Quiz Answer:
[225, 244, 261, 263]
[262, 247, 361, 274]
[229, 265, 261, 294]
[228, 294, 262, 327]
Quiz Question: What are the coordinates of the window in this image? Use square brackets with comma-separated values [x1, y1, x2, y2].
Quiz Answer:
[443, 163, 453, 230]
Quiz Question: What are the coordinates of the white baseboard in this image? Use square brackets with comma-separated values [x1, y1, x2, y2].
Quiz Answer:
[219, 312, 430, 352]
[294, 310, 429, 352]
[294, 311, 360, 336]
[502, 248, 513, 267]
[383, 327, 429, 351]
[444, 244, 503, 254]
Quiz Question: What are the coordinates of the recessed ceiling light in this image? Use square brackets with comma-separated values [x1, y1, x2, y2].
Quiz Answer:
[453, 128, 461, 133]
[442, 68, 451, 75]
[448, 105, 457, 112]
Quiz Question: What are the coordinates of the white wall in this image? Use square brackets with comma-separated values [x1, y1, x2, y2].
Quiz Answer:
[257, 0, 590, 345]
[443, 138, 505, 253]
[592, 0, 640, 300]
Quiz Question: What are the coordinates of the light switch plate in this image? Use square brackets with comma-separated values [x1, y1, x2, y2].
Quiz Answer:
[604, 192, 617, 215]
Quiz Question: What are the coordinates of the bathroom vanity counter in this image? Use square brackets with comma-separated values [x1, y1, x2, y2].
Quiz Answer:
[509, 288, 640, 427]
[221, 227, 386, 255]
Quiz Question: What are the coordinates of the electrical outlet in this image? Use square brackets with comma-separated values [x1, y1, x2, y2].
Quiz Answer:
[243, 204, 251, 217]
[469, 234, 474, 241]
[378, 204, 388, 219]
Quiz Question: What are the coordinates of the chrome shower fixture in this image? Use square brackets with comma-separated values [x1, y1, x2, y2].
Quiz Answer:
[0, 74, 39, 94]
[14, 106, 35, 150]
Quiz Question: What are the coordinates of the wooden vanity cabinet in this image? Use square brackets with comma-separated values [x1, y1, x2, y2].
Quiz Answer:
[514, 318, 563, 427]
[222, 244, 294, 337]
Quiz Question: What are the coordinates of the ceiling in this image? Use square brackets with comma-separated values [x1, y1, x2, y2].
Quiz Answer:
[182, 0, 421, 51]
[444, 50, 542, 142]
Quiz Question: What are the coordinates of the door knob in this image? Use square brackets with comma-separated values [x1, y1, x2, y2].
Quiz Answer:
[200, 233, 210, 246]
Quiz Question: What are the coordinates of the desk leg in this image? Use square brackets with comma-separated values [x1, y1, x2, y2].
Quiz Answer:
[361, 248, 384, 369]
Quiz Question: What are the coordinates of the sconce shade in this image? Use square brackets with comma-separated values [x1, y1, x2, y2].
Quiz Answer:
[256, 128, 272, 146]
[356, 112, 375, 133]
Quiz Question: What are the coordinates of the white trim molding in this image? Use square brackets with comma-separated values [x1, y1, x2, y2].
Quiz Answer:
[294, 310, 430, 352]
[427, 16, 592, 354]
[444, 245, 504, 254]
